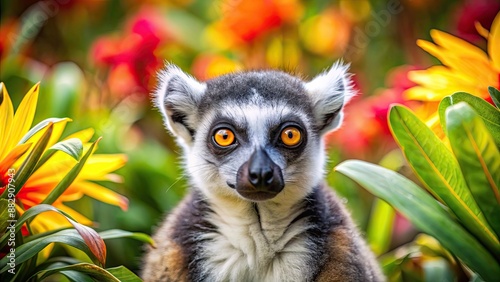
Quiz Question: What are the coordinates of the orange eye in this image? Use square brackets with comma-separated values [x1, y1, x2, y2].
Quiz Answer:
[213, 129, 235, 147]
[281, 127, 302, 147]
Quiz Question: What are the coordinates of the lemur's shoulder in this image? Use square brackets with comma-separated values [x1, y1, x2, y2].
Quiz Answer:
[315, 184, 384, 281]
[141, 192, 200, 281]
[142, 185, 383, 282]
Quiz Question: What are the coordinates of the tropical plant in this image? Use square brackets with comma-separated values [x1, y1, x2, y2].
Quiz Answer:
[0, 83, 153, 281]
[336, 87, 500, 281]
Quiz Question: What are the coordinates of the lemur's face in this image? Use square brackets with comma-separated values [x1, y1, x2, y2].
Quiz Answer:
[155, 63, 353, 204]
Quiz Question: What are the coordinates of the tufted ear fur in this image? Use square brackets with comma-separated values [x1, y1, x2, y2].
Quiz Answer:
[304, 61, 355, 135]
[153, 64, 206, 149]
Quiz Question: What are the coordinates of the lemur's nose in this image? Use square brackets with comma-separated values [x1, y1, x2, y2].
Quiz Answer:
[235, 147, 284, 201]
[248, 149, 274, 186]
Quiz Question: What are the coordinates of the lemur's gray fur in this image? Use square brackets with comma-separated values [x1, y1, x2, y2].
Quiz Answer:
[142, 62, 384, 282]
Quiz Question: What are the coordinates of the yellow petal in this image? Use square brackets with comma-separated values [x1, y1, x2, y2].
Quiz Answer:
[6, 83, 40, 151]
[78, 154, 128, 181]
[430, 29, 489, 63]
[71, 181, 128, 211]
[0, 83, 14, 159]
[489, 12, 500, 70]
[64, 128, 95, 143]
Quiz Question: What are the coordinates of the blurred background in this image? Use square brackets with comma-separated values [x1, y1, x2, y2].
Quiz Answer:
[1, 0, 499, 280]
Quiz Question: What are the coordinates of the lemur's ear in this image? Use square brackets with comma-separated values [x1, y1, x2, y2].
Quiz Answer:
[153, 64, 206, 148]
[304, 61, 355, 135]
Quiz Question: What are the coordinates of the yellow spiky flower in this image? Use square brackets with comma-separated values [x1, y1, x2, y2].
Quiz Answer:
[0, 82, 128, 234]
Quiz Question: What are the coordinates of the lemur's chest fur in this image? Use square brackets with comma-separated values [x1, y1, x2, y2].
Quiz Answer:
[171, 185, 338, 282]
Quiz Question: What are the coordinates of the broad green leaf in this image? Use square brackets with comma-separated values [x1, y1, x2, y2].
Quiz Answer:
[17, 117, 69, 145]
[106, 266, 142, 282]
[0, 204, 106, 266]
[0, 229, 100, 273]
[42, 137, 101, 205]
[10, 123, 53, 195]
[335, 160, 500, 281]
[99, 229, 156, 247]
[488, 86, 500, 108]
[446, 102, 500, 237]
[29, 263, 121, 282]
[438, 92, 500, 147]
[389, 105, 499, 256]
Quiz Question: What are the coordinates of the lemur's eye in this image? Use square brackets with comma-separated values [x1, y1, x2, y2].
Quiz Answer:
[280, 127, 302, 147]
[213, 129, 235, 147]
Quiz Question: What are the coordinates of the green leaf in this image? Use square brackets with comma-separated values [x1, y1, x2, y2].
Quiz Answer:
[99, 229, 156, 247]
[33, 138, 84, 172]
[446, 102, 500, 237]
[0, 229, 101, 273]
[106, 266, 142, 282]
[33, 260, 94, 282]
[42, 137, 101, 206]
[0, 204, 106, 265]
[488, 86, 500, 108]
[335, 160, 500, 281]
[438, 92, 500, 147]
[9, 123, 53, 196]
[17, 117, 69, 145]
[46, 138, 83, 161]
[0, 199, 10, 232]
[389, 105, 499, 256]
[29, 263, 121, 282]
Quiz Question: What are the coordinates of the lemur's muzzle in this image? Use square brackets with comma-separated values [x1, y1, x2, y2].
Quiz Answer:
[236, 147, 284, 201]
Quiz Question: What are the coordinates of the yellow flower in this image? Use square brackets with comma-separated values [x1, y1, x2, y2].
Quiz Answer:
[401, 12, 500, 136]
[404, 12, 500, 102]
[0, 82, 128, 234]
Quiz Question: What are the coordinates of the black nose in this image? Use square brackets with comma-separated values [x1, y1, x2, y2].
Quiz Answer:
[248, 148, 276, 188]
[249, 162, 274, 186]
[235, 147, 284, 201]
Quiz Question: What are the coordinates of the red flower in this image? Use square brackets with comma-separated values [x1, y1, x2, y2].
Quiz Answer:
[91, 8, 171, 97]
[454, 0, 500, 42]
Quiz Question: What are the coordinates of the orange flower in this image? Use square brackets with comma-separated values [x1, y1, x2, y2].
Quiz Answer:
[218, 0, 303, 43]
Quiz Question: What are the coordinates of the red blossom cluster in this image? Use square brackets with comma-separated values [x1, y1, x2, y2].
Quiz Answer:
[91, 8, 171, 97]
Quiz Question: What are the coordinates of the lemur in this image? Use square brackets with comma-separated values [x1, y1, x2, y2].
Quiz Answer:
[142, 62, 384, 282]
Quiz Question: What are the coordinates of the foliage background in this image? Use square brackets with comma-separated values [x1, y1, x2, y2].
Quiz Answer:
[1, 0, 499, 278]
